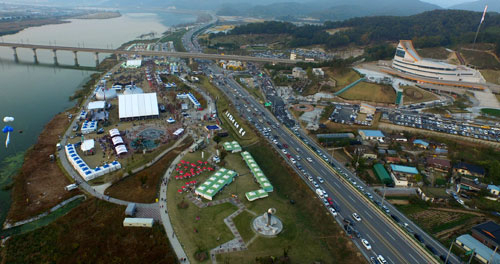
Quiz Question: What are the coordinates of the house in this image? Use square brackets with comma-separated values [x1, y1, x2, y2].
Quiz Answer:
[312, 68, 324, 77]
[455, 234, 500, 264]
[360, 103, 376, 115]
[292, 67, 307, 79]
[354, 145, 377, 159]
[471, 221, 500, 250]
[454, 162, 486, 178]
[359, 130, 385, 141]
[385, 157, 401, 164]
[487, 185, 500, 196]
[413, 139, 429, 149]
[373, 164, 394, 185]
[389, 164, 419, 187]
[457, 177, 487, 193]
[426, 157, 451, 173]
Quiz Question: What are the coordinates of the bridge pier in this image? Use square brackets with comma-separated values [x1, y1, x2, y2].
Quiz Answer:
[12, 47, 18, 62]
[94, 52, 99, 67]
[189, 57, 194, 65]
[73, 51, 79, 66]
[52, 49, 58, 65]
[32, 48, 38, 64]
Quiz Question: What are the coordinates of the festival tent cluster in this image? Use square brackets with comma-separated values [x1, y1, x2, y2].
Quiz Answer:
[65, 144, 121, 181]
[241, 151, 273, 201]
[194, 168, 237, 200]
[222, 141, 242, 153]
[174, 159, 214, 180]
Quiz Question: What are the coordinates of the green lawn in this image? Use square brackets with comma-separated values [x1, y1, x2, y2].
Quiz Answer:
[480, 69, 500, 84]
[340, 82, 396, 104]
[232, 210, 255, 242]
[160, 29, 187, 52]
[481, 108, 500, 117]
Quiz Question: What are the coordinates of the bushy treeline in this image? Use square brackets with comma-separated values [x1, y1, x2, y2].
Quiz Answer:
[221, 10, 500, 52]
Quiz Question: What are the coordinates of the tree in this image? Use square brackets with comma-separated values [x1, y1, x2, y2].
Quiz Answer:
[213, 135, 221, 145]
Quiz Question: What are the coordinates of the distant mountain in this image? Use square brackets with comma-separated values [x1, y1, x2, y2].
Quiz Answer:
[449, 0, 500, 13]
[217, 0, 441, 21]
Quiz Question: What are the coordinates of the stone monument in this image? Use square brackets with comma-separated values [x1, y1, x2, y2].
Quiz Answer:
[252, 208, 283, 237]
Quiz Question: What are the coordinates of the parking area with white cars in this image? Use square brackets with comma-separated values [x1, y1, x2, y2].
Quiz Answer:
[329, 103, 374, 126]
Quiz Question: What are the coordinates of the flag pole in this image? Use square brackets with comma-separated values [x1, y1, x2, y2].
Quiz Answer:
[473, 5, 488, 50]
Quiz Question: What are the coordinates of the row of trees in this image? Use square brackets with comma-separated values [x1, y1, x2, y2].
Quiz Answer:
[222, 10, 500, 54]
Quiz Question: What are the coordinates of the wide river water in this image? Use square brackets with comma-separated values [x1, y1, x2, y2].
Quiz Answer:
[0, 11, 196, 225]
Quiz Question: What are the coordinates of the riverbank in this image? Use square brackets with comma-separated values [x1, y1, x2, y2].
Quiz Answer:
[5, 56, 118, 225]
[74, 12, 122, 20]
[0, 18, 69, 37]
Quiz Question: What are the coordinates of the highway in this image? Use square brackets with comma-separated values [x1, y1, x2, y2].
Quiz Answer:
[183, 18, 460, 264]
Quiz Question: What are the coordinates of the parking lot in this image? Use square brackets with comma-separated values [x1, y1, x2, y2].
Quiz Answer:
[329, 103, 373, 126]
[386, 111, 500, 142]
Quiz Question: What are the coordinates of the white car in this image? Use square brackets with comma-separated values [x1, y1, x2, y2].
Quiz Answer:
[329, 207, 338, 216]
[361, 239, 371, 250]
[352, 213, 362, 221]
[306, 157, 313, 163]
[282, 149, 287, 154]
[317, 177, 324, 183]
[308, 176, 313, 182]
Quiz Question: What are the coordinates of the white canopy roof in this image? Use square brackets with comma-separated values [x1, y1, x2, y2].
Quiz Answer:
[173, 128, 184, 136]
[109, 128, 120, 138]
[81, 139, 95, 152]
[126, 59, 142, 67]
[118, 93, 159, 119]
[87, 101, 106, 110]
[115, 145, 128, 155]
[112, 136, 124, 146]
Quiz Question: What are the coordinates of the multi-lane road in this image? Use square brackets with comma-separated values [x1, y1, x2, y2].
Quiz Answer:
[183, 18, 460, 264]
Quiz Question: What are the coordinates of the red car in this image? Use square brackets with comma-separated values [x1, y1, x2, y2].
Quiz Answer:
[327, 197, 334, 206]
[286, 154, 291, 159]
[283, 144, 289, 148]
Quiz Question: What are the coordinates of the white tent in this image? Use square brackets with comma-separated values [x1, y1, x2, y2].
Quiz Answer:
[126, 59, 142, 68]
[118, 93, 159, 120]
[115, 145, 128, 155]
[81, 139, 95, 152]
[173, 128, 184, 136]
[112, 136, 124, 146]
[109, 128, 120, 138]
[87, 101, 106, 110]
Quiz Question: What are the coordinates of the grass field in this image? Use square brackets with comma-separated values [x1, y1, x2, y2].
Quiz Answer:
[209, 34, 291, 50]
[105, 137, 192, 203]
[339, 82, 396, 104]
[197, 75, 258, 146]
[402, 85, 439, 105]
[481, 108, 500, 117]
[480, 69, 500, 84]
[160, 29, 187, 52]
[1, 198, 177, 264]
[416, 47, 450, 60]
[167, 140, 363, 263]
[460, 49, 500, 69]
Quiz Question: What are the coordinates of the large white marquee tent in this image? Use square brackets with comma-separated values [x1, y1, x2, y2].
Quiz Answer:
[118, 93, 159, 120]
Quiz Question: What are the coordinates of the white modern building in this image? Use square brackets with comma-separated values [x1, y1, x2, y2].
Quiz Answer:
[118, 93, 159, 121]
[392, 40, 484, 83]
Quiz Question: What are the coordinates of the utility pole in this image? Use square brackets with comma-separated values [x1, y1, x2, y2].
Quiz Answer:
[445, 241, 453, 264]
[467, 249, 475, 264]
[380, 185, 387, 208]
[488, 245, 498, 264]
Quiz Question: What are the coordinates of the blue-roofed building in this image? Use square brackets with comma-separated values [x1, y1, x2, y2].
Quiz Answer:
[413, 139, 429, 149]
[359, 130, 385, 141]
[488, 185, 500, 196]
[389, 164, 419, 187]
[455, 234, 500, 264]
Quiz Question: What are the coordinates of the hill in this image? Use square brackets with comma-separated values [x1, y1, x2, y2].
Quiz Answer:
[223, 10, 500, 51]
[217, 0, 440, 21]
[450, 0, 500, 13]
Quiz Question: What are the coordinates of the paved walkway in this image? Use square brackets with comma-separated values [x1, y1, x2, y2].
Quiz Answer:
[185, 194, 249, 263]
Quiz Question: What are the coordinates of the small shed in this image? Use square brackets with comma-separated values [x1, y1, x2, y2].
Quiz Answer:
[123, 217, 154, 228]
[125, 203, 137, 216]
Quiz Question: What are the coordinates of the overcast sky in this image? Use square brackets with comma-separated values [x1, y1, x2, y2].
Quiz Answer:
[419, 0, 476, 8]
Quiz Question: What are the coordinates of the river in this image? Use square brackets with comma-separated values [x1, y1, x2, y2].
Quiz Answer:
[0, 11, 196, 226]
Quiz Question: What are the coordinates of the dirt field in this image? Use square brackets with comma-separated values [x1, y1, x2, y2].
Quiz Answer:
[402, 85, 439, 105]
[460, 49, 500, 69]
[416, 47, 450, 60]
[1, 198, 177, 264]
[480, 69, 500, 85]
[340, 82, 396, 104]
[105, 137, 193, 203]
[7, 112, 80, 223]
